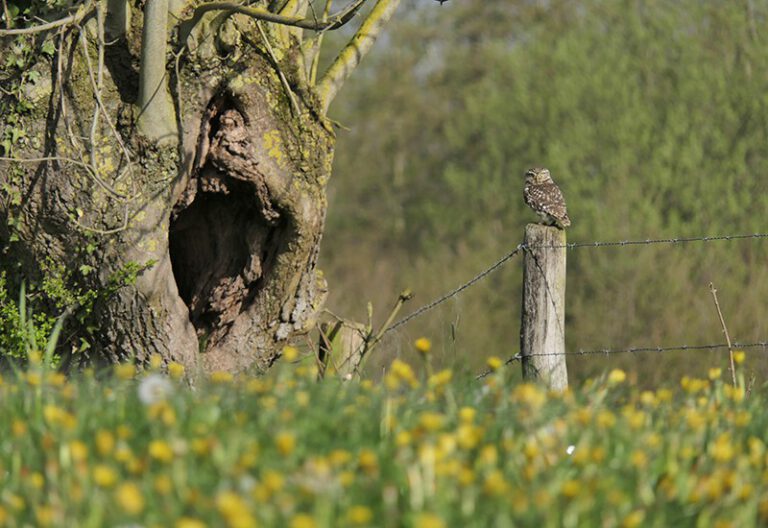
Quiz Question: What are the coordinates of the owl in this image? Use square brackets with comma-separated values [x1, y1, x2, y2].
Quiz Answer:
[524, 167, 571, 229]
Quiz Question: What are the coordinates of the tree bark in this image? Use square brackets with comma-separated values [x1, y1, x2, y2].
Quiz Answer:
[0, 7, 335, 373]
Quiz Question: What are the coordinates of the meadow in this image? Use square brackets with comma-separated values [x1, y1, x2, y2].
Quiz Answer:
[0, 343, 764, 527]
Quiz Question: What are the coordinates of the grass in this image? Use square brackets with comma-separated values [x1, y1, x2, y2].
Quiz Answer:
[0, 346, 764, 527]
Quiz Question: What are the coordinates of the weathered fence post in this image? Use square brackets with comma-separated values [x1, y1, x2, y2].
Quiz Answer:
[319, 320, 366, 379]
[520, 223, 568, 390]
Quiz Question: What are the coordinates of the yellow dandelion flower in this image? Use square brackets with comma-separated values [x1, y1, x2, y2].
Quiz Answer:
[561, 479, 580, 499]
[116, 482, 145, 515]
[283, 346, 299, 362]
[69, 440, 88, 462]
[486, 356, 503, 371]
[711, 434, 735, 463]
[35, 506, 54, 527]
[622, 510, 645, 528]
[114, 363, 135, 381]
[630, 449, 648, 469]
[608, 369, 626, 384]
[216, 491, 256, 528]
[395, 430, 412, 448]
[290, 514, 317, 528]
[733, 350, 746, 364]
[358, 449, 378, 475]
[0, 506, 7, 524]
[345, 505, 373, 525]
[155, 474, 173, 495]
[11, 419, 26, 438]
[458, 407, 476, 423]
[210, 371, 233, 384]
[414, 337, 432, 355]
[513, 383, 546, 408]
[28, 472, 44, 489]
[149, 353, 164, 370]
[168, 362, 185, 379]
[176, 518, 207, 528]
[148, 440, 174, 463]
[92, 464, 118, 488]
[482, 470, 508, 496]
[708, 368, 722, 380]
[419, 412, 445, 432]
[479, 444, 498, 466]
[96, 429, 115, 456]
[275, 432, 296, 456]
[414, 512, 445, 528]
[428, 369, 452, 388]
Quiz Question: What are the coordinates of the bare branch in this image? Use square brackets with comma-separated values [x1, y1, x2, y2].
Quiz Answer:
[0, 3, 92, 36]
[317, 0, 400, 112]
[137, 0, 178, 143]
[179, 0, 366, 36]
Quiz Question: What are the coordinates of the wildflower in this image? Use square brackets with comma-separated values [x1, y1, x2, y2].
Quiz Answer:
[35, 506, 54, 527]
[346, 505, 374, 525]
[561, 479, 580, 498]
[69, 440, 88, 462]
[419, 412, 445, 432]
[11, 419, 26, 438]
[168, 362, 185, 379]
[92, 464, 118, 487]
[155, 474, 173, 495]
[630, 449, 648, 469]
[358, 449, 378, 475]
[115, 482, 145, 514]
[290, 514, 317, 528]
[138, 374, 173, 405]
[622, 510, 645, 528]
[414, 512, 446, 528]
[414, 337, 432, 355]
[708, 368, 722, 380]
[114, 363, 135, 381]
[283, 346, 299, 362]
[428, 369, 452, 388]
[149, 440, 174, 463]
[176, 518, 207, 528]
[711, 433, 735, 462]
[479, 357, 502, 375]
[513, 383, 546, 408]
[210, 371, 233, 384]
[29, 472, 44, 489]
[149, 353, 164, 370]
[96, 429, 115, 456]
[483, 470, 508, 496]
[733, 350, 746, 364]
[275, 432, 296, 456]
[459, 407, 476, 423]
[395, 431, 412, 448]
[608, 369, 626, 384]
[216, 491, 256, 528]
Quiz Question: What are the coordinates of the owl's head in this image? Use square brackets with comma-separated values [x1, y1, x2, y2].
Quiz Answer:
[525, 167, 552, 184]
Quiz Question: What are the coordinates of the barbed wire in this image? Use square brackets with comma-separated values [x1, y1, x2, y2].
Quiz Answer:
[475, 341, 768, 379]
[384, 230, 768, 336]
[384, 244, 523, 335]
[529, 232, 768, 250]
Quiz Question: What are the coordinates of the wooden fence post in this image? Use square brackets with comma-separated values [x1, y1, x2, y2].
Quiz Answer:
[520, 223, 568, 390]
[319, 320, 366, 379]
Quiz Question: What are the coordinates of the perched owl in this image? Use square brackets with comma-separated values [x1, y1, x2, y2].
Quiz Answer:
[524, 167, 571, 229]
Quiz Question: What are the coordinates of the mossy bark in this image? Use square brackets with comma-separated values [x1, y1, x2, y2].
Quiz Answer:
[0, 10, 334, 373]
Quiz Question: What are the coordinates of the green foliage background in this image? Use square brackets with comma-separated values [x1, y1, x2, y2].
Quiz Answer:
[320, 0, 768, 383]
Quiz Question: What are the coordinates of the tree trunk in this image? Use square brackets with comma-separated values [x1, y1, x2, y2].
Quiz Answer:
[0, 7, 335, 373]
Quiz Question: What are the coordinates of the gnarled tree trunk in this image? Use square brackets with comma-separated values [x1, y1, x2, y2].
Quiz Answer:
[0, 0, 400, 373]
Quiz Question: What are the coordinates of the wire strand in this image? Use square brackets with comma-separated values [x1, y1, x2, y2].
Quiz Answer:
[476, 341, 768, 379]
[385, 231, 768, 335]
